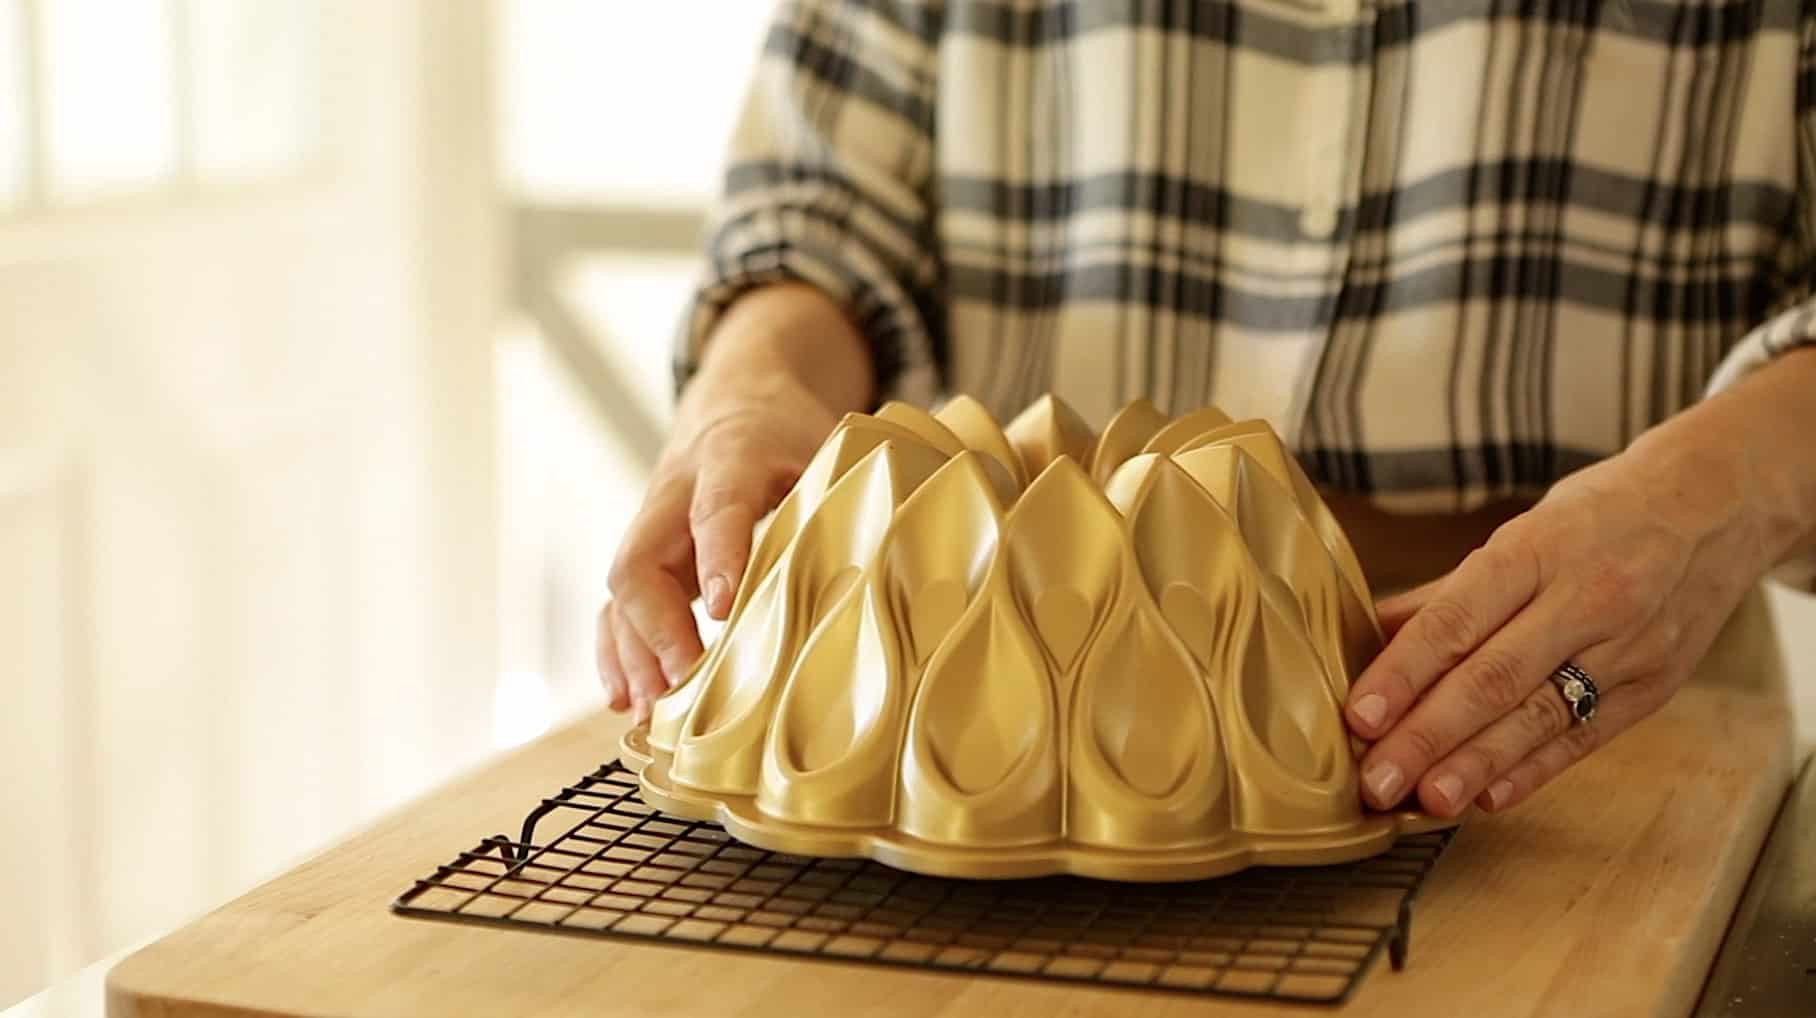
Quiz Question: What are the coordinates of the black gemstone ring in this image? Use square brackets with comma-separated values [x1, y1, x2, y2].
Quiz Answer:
[1550, 663, 1600, 724]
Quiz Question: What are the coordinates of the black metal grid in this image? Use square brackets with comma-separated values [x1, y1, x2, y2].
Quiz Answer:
[394, 762, 1454, 1005]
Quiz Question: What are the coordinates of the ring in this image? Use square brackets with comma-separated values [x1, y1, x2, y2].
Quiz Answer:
[1550, 663, 1600, 724]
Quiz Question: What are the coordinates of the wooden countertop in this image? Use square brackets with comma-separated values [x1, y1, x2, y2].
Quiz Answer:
[108, 661, 1795, 1017]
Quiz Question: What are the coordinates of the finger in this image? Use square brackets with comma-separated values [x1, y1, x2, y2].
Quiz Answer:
[1474, 679, 1663, 812]
[609, 476, 706, 686]
[596, 602, 630, 711]
[613, 566, 705, 689]
[611, 604, 669, 726]
[1413, 643, 1629, 817]
[1356, 586, 1582, 809]
[1345, 535, 1542, 740]
[611, 472, 701, 598]
[690, 455, 773, 620]
[1375, 576, 1444, 638]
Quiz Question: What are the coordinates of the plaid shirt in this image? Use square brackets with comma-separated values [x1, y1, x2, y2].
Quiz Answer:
[676, 0, 1816, 515]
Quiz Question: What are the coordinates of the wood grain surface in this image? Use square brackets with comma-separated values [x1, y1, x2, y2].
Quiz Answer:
[108, 591, 1797, 1018]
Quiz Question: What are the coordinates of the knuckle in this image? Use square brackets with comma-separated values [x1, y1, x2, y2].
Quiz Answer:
[1444, 744, 1499, 785]
[1628, 626, 1689, 680]
[690, 414, 781, 470]
[1374, 662, 1420, 704]
[1622, 646, 1669, 682]
[1576, 556, 1641, 619]
[602, 598, 624, 646]
[692, 408, 756, 445]
[643, 627, 680, 660]
[609, 547, 663, 600]
[616, 636, 659, 682]
[594, 631, 618, 676]
[647, 451, 694, 490]
[1637, 523, 1691, 565]
[597, 657, 622, 686]
[611, 484, 695, 590]
[1478, 531, 1535, 580]
[1520, 685, 1575, 742]
[1559, 717, 1602, 759]
[1461, 647, 1530, 715]
[1414, 597, 1480, 661]
[606, 559, 640, 596]
[690, 487, 757, 528]
[1398, 724, 1449, 770]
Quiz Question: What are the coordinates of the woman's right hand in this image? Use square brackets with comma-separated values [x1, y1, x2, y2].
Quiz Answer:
[597, 285, 875, 722]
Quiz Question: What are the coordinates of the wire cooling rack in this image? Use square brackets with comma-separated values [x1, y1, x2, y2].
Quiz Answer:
[394, 762, 1455, 1005]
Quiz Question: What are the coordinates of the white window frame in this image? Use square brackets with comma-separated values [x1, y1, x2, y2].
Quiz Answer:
[3, 0, 323, 221]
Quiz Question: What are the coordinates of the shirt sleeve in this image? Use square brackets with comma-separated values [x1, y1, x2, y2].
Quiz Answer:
[1704, 14, 1816, 590]
[672, 0, 946, 407]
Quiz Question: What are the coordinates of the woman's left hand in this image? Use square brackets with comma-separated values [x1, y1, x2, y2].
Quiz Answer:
[1340, 427, 1787, 817]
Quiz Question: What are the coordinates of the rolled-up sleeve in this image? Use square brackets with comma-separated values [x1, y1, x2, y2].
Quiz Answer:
[673, 0, 946, 406]
[1705, 14, 1816, 589]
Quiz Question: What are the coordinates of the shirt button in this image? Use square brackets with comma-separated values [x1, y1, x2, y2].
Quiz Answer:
[1300, 202, 1338, 239]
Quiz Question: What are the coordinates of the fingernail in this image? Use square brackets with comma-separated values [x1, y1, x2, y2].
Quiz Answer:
[1431, 773, 1464, 810]
[1364, 761, 1404, 805]
[705, 575, 732, 617]
[1352, 693, 1388, 730]
[1486, 779, 1514, 810]
[632, 697, 649, 726]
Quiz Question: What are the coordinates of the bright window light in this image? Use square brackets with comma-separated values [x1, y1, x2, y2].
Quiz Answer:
[0, 0, 27, 208]
[496, 324, 651, 726]
[501, 0, 776, 204]
[188, 0, 317, 180]
[40, 0, 178, 201]
[493, 668, 556, 750]
[561, 253, 699, 429]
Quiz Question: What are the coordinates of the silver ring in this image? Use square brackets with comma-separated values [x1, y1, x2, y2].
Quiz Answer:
[1550, 663, 1600, 724]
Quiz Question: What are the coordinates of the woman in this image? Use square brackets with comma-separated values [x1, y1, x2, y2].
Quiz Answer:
[598, 0, 1816, 820]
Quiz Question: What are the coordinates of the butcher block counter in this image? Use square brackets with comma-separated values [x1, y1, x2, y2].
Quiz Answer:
[108, 614, 1797, 1018]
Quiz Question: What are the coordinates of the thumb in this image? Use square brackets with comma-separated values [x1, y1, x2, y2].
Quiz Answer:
[689, 456, 774, 619]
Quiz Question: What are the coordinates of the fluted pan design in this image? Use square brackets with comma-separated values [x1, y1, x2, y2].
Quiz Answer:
[623, 395, 1451, 881]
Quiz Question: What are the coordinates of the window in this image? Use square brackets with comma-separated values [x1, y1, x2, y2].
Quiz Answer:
[501, 0, 774, 204]
[41, 0, 179, 201]
[187, 0, 317, 179]
[0, 0, 26, 208]
[5, 0, 318, 211]
[494, 2, 776, 736]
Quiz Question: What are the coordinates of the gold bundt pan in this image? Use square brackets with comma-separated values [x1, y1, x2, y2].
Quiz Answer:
[621, 395, 1452, 881]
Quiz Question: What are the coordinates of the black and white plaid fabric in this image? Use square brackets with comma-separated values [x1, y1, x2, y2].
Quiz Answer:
[675, 0, 1816, 520]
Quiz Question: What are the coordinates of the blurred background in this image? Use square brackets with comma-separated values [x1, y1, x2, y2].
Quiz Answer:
[1, 0, 769, 1008]
[3, 2, 1815, 1013]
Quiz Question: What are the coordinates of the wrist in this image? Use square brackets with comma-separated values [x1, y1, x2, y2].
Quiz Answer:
[1631, 347, 1816, 571]
[689, 283, 876, 416]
